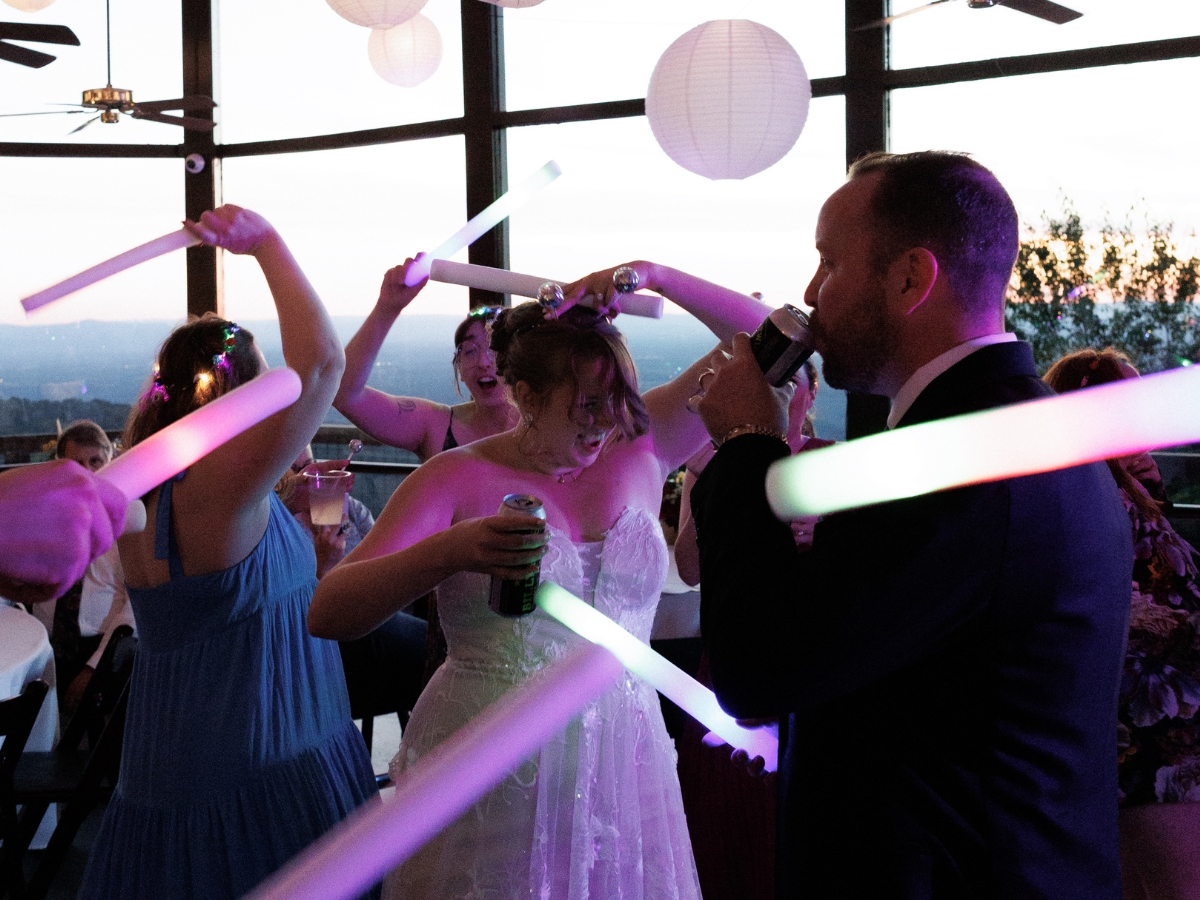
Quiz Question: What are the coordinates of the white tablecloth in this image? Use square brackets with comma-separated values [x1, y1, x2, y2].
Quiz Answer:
[0, 604, 59, 848]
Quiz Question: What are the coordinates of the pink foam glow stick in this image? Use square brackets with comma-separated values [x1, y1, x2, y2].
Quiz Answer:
[429, 259, 666, 319]
[767, 365, 1200, 518]
[537, 582, 779, 770]
[244, 643, 623, 900]
[21, 228, 201, 314]
[97, 368, 301, 501]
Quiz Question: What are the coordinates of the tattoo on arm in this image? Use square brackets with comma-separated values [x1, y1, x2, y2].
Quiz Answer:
[397, 398, 417, 414]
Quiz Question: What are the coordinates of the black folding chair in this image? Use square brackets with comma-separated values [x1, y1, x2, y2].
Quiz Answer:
[9, 626, 135, 900]
[0, 680, 49, 900]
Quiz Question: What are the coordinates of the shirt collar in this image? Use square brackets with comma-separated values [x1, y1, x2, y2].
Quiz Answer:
[887, 333, 1017, 429]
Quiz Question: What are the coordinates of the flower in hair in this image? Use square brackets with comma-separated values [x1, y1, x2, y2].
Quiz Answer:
[148, 367, 170, 404]
[212, 324, 240, 374]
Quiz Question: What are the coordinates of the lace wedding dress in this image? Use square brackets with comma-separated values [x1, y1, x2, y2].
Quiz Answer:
[384, 507, 702, 900]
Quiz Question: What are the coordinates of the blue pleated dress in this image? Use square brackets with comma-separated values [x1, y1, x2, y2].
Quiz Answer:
[81, 481, 379, 900]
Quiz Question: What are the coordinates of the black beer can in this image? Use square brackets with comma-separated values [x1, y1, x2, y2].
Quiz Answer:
[748, 305, 816, 387]
[488, 494, 547, 617]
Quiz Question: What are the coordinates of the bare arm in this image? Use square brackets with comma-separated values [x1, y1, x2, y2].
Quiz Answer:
[309, 459, 546, 640]
[335, 259, 450, 460]
[184, 208, 344, 507]
[674, 445, 714, 587]
[564, 262, 772, 473]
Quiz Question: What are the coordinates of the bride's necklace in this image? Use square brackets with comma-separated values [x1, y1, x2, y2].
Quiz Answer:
[556, 467, 583, 484]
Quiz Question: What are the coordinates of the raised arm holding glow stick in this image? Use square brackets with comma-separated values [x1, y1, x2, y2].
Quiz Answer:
[21, 227, 201, 314]
[403, 159, 561, 286]
[537, 582, 778, 769]
[82, 206, 382, 900]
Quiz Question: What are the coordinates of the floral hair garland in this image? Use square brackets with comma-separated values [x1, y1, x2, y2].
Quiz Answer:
[145, 322, 241, 405]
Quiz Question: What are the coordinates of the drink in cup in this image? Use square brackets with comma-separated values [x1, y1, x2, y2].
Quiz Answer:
[303, 470, 352, 527]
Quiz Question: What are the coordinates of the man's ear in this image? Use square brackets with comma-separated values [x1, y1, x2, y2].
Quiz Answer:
[885, 247, 939, 315]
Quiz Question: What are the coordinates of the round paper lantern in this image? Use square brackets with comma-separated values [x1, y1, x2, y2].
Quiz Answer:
[645, 20, 811, 181]
[326, 0, 428, 28]
[367, 15, 442, 87]
[2, 0, 57, 10]
[478, 0, 547, 7]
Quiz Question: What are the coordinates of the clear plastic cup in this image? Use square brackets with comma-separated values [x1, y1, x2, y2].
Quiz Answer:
[303, 470, 352, 527]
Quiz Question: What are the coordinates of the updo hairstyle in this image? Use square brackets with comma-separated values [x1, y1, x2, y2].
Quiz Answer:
[489, 302, 649, 440]
[123, 313, 262, 449]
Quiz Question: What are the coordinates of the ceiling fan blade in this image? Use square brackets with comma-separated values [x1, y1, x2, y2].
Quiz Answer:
[0, 23, 79, 46]
[129, 108, 215, 131]
[134, 95, 216, 114]
[998, 0, 1082, 23]
[852, 0, 955, 32]
[0, 109, 86, 118]
[67, 114, 102, 135]
[0, 40, 56, 68]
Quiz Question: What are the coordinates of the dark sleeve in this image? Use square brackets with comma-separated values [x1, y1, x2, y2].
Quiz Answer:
[693, 434, 1009, 719]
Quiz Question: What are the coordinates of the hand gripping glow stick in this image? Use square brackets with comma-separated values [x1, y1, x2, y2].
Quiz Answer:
[96, 368, 301, 501]
[767, 365, 1200, 519]
[404, 160, 562, 286]
[536, 582, 779, 770]
[429, 259, 666, 319]
[21, 228, 201, 314]
[244, 643, 623, 900]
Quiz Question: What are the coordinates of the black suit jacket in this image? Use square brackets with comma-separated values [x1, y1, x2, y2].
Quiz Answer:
[693, 342, 1132, 900]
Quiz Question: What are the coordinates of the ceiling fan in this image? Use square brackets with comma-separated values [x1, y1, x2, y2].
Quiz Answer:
[0, 21, 79, 68]
[857, 0, 1083, 31]
[0, 0, 215, 134]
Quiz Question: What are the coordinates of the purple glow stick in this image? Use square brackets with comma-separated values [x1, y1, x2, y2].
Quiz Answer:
[21, 228, 201, 314]
[244, 643, 623, 900]
[97, 368, 301, 501]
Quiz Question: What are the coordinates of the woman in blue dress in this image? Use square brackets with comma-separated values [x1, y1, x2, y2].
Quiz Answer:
[81, 205, 379, 900]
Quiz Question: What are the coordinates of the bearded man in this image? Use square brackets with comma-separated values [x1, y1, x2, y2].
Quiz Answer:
[692, 151, 1131, 900]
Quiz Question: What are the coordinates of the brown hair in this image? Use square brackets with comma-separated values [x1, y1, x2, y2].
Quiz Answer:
[490, 302, 649, 440]
[1044, 347, 1159, 520]
[56, 420, 112, 459]
[123, 314, 261, 449]
[849, 151, 1019, 313]
[451, 306, 503, 397]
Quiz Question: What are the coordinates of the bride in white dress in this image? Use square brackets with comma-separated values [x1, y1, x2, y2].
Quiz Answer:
[310, 261, 770, 899]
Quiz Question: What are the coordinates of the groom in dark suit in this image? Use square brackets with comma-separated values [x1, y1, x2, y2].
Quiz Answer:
[692, 152, 1132, 899]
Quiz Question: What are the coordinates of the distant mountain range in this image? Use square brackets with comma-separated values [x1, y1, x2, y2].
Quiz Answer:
[0, 316, 846, 439]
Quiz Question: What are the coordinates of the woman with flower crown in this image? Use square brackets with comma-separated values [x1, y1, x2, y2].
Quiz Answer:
[311, 259, 772, 900]
[80, 206, 378, 900]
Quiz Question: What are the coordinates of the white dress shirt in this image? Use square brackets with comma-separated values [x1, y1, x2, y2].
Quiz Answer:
[887, 333, 1017, 429]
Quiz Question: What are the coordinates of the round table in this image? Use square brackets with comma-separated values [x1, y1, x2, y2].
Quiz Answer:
[0, 603, 59, 848]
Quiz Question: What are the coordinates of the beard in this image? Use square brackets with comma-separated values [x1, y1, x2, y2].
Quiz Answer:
[811, 284, 899, 394]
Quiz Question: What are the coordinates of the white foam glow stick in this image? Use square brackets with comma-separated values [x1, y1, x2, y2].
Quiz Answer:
[245, 643, 622, 900]
[767, 365, 1200, 519]
[97, 368, 301, 501]
[404, 160, 562, 286]
[21, 228, 201, 314]
[429, 259, 666, 319]
[536, 582, 778, 770]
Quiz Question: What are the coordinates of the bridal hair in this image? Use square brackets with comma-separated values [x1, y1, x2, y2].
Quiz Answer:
[490, 302, 649, 440]
[123, 313, 262, 449]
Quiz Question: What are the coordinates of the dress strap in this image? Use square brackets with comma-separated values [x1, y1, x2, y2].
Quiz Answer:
[441, 406, 459, 452]
[153, 474, 187, 580]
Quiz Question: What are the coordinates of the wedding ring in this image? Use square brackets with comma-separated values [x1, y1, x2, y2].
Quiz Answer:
[698, 368, 716, 391]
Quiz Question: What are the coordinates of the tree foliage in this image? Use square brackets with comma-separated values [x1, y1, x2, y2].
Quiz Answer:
[1005, 201, 1200, 373]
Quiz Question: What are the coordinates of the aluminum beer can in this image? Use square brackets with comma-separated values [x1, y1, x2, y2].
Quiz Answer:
[488, 493, 547, 617]
[748, 305, 816, 387]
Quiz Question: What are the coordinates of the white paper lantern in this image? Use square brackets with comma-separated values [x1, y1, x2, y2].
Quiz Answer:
[2, 0, 57, 10]
[368, 15, 442, 87]
[478, 0, 547, 7]
[645, 19, 811, 181]
[326, 0, 428, 28]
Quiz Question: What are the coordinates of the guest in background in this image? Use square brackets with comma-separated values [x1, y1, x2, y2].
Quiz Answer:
[81, 205, 378, 900]
[1045, 347, 1200, 900]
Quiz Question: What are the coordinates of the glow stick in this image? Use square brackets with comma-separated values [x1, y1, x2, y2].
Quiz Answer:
[245, 643, 622, 900]
[97, 368, 301, 501]
[536, 582, 778, 771]
[21, 228, 201, 314]
[404, 160, 562, 286]
[429, 259, 666, 319]
[767, 365, 1200, 518]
